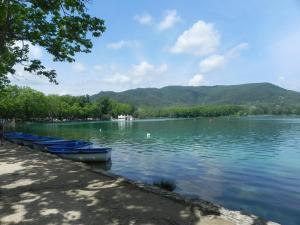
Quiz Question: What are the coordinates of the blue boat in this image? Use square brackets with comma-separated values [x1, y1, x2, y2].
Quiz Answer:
[4, 132, 112, 162]
[34, 140, 92, 151]
[4, 132, 23, 142]
[47, 147, 112, 162]
[9, 133, 39, 145]
[46, 141, 93, 150]
[4, 131, 21, 136]
[22, 136, 61, 148]
[4, 132, 56, 147]
[32, 140, 76, 151]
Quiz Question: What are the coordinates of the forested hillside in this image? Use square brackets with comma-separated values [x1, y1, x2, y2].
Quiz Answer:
[2, 83, 300, 121]
[91, 83, 300, 107]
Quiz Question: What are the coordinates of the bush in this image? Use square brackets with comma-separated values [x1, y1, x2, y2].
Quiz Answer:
[153, 179, 176, 191]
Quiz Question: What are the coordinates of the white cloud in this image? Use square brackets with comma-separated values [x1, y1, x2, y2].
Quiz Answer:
[157, 63, 168, 74]
[107, 40, 140, 50]
[158, 10, 181, 31]
[131, 61, 168, 85]
[13, 64, 28, 78]
[132, 61, 154, 76]
[170, 20, 220, 56]
[226, 42, 249, 58]
[104, 73, 131, 84]
[103, 61, 168, 86]
[188, 74, 206, 86]
[14, 41, 43, 59]
[199, 42, 249, 73]
[132, 61, 168, 77]
[199, 55, 226, 73]
[9, 64, 51, 87]
[30, 45, 43, 59]
[134, 13, 153, 25]
[72, 62, 86, 73]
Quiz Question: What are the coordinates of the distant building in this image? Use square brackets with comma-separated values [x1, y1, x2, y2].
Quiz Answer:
[115, 115, 134, 121]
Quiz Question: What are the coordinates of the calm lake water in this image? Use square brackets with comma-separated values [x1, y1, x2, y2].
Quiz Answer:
[16, 116, 300, 225]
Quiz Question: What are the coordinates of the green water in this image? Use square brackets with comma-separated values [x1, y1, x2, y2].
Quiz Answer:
[16, 116, 300, 225]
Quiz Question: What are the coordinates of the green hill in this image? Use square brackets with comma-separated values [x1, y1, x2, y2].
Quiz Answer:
[90, 83, 300, 107]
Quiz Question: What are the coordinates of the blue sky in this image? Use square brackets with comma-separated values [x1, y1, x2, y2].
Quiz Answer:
[10, 0, 300, 95]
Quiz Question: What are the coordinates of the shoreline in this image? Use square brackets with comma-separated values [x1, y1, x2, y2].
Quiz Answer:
[0, 141, 280, 225]
[5, 114, 300, 126]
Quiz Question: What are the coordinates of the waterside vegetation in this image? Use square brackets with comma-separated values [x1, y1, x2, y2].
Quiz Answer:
[0, 86, 134, 121]
[1, 85, 300, 122]
[153, 179, 177, 192]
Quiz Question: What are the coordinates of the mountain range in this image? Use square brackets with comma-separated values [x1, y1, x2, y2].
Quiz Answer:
[90, 83, 300, 108]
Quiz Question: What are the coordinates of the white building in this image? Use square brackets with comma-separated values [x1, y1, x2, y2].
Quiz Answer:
[117, 115, 133, 121]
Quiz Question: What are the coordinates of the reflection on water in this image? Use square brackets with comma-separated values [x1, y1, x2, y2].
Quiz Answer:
[85, 160, 112, 171]
[16, 116, 300, 225]
[117, 120, 133, 130]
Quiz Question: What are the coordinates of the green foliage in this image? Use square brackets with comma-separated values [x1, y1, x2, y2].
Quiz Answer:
[136, 105, 244, 118]
[0, 86, 133, 121]
[91, 83, 300, 108]
[2, 85, 300, 121]
[0, 0, 105, 88]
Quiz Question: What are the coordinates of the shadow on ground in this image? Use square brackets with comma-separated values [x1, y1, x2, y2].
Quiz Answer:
[0, 142, 277, 225]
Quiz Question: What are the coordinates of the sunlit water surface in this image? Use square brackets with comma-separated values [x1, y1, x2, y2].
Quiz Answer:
[16, 116, 300, 225]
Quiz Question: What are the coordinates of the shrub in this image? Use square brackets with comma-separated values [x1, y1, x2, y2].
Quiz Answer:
[153, 179, 176, 191]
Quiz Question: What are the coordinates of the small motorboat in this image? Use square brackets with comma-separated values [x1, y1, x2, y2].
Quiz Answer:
[47, 147, 112, 162]
[34, 140, 92, 151]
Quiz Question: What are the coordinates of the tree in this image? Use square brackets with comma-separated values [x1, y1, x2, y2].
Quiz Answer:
[97, 97, 112, 116]
[0, 0, 106, 89]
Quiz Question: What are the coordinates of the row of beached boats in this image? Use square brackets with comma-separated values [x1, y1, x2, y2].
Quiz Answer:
[4, 132, 111, 162]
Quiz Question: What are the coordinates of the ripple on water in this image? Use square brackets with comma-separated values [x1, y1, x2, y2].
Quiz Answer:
[17, 117, 300, 225]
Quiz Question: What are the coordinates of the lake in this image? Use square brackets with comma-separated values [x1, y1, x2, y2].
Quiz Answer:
[16, 116, 300, 225]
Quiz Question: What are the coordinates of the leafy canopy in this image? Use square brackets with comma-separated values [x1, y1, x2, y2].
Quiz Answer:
[0, 85, 135, 120]
[0, 0, 106, 89]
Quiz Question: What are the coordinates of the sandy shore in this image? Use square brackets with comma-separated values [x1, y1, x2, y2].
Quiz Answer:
[0, 141, 280, 225]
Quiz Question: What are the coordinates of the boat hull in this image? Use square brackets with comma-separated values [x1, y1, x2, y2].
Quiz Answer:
[22, 137, 60, 148]
[22, 139, 33, 147]
[87, 160, 112, 171]
[33, 140, 89, 151]
[59, 151, 111, 162]
[9, 134, 39, 146]
[32, 140, 65, 151]
[32, 143, 47, 151]
[4, 132, 23, 142]
[4, 132, 112, 162]
[11, 138, 25, 145]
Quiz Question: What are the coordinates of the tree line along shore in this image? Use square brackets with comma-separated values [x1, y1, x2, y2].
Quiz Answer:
[1, 85, 300, 122]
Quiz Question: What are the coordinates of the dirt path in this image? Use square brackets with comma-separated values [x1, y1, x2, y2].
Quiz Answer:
[0, 142, 279, 225]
